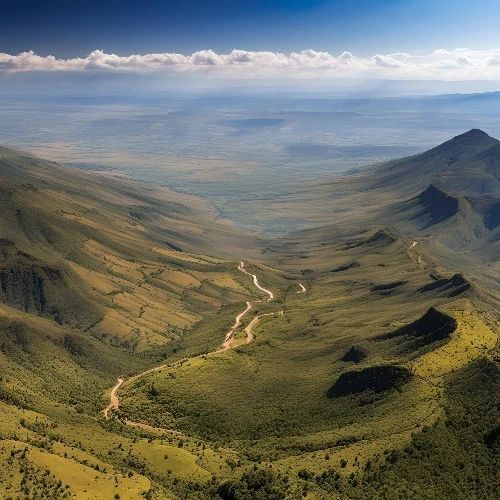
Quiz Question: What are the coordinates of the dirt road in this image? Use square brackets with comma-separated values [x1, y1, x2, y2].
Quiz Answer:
[224, 301, 252, 342]
[103, 378, 123, 419]
[407, 240, 426, 268]
[243, 309, 284, 344]
[238, 261, 274, 300]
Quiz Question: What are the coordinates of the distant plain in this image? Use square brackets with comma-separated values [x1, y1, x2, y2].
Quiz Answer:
[3, 91, 500, 232]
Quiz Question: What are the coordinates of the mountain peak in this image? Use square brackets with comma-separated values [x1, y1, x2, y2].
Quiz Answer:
[446, 128, 498, 147]
[418, 128, 500, 164]
[462, 128, 490, 138]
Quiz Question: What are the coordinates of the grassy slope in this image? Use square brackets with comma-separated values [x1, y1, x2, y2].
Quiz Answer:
[0, 146, 268, 499]
[0, 139, 498, 499]
[120, 228, 499, 498]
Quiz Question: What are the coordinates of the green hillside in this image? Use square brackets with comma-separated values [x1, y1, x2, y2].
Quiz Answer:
[0, 134, 498, 499]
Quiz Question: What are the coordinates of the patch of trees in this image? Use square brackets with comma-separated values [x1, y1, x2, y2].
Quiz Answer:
[216, 468, 292, 500]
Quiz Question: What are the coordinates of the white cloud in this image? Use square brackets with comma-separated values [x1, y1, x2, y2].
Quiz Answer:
[2, 48, 500, 80]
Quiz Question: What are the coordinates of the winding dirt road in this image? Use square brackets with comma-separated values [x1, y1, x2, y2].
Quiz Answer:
[407, 240, 426, 268]
[219, 309, 283, 352]
[238, 261, 274, 300]
[103, 378, 123, 419]
[103, 261, 283, 419]
[243, 309, 284, 344]
[220, 262, 276, 348]
[224, 301, 253, 343]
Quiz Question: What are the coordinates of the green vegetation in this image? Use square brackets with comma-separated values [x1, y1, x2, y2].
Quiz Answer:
[0, 131, 498, 499]
[326, 365, 413, 398]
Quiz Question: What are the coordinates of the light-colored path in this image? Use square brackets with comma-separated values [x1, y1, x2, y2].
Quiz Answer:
[297, 283, 306, 294]
[103, 378, 123, 419]
[238, 261, 274, 300]
[220, 261, 278, 348]
[219, 309, 283, 351]
[407, 240, 426, 268]
[103, 261, 298, 419]
[243, 309, 284, 344]
[220, 301, 254, 351]
[224, 301, 253, 343]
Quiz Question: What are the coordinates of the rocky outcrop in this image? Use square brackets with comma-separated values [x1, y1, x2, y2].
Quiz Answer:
[341, 346, 367, 363]
[377, 307, 457, 352]
[327, 365, 412, 398]
[418, 274, 472, 298]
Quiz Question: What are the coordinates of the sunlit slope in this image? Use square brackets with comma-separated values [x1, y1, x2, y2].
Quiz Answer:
[0, 133, 498, 500]
[0, 145, 265, 350]
[0, 145, 270, 499]
[119, 226, 498, 498]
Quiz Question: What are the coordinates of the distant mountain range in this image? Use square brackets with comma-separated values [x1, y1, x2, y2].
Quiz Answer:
[275, 129, 499, 286]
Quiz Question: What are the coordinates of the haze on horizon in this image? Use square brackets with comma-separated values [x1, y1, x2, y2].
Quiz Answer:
[1, 0, 500, 96]
[2, 0, 500, 235]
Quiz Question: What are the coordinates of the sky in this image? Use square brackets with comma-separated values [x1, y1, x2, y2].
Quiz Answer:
[2, 0, 500, 56]
[1, 0, 500, 90]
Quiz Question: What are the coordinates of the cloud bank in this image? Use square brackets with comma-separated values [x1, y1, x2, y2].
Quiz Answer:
[2, 48, 500, 80]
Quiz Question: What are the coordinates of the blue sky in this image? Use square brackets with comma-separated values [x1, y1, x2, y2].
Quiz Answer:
[1, 0, 500, 57]
[1, 0, 500, 94]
